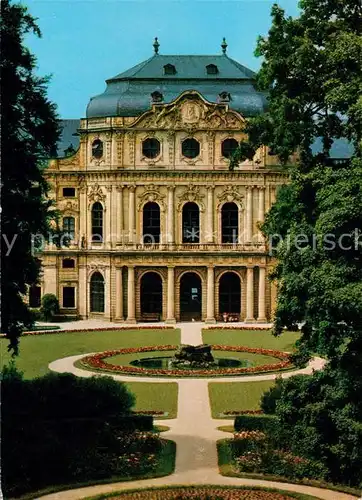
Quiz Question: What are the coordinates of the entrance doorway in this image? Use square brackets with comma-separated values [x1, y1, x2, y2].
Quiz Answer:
[219, 272, 241, 319]
[140, 272, 162, 321]
[180, 272, 202, 321]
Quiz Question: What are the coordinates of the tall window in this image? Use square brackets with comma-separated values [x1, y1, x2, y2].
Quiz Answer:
[182, 202, 200, 243]
[143, 202, 160, 243]
[221, 203, 238, 243]
[63, 287, 75, 308]
[92, 139, 103, 159]
[90, 272, 104, 313]
[91, 202, 103, 242]
[29, 285, 41, 308]
[63, 216, 75, 240]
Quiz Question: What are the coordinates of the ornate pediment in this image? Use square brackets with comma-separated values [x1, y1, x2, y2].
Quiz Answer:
[137, 184, 166, 210]
[131, 92, 243, 130]
[217, 185, 244, 209]
[59, 200, 79, 214]
[88, 183, 105, 204]
[177, 184, 205, 211]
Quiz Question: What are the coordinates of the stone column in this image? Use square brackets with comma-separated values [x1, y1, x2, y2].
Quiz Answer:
[126, 266, 136, 323]
[78, 265, 87, 319]
[167, 186, 175, 245]
[106, 186, 112, 248]
[128, 185, 136, 244]
[257, 267, 267, 322]
[245, 266, 255, 322]
[116, 185, 124, 243]
[78, 187, 87, 247]
[258, 186, 265, 241]
[115, 267, 123, 320]
[206, 266, 216, 323]
[246, 186, 253, 242]
[206, 185, 214, 243]
[166, 266, 176, 323]
[104, 266, 111, 320]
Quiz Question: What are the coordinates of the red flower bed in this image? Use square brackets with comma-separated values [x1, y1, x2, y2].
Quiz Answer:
[80, 345, 293, 378]
[19, 326, 175, 337]
[222, 410, 264, 416]
[108, 486, 297, 499]
[207, 326, 271, 330]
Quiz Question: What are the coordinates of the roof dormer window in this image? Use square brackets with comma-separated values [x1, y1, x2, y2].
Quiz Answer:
[151, 90, 163, 103]
[206, 64, 218, 75]
[219, 91, 231, 102]
[164, 64, 176, 75]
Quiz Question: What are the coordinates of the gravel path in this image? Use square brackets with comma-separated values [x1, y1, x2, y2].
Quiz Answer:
[40, 322, 358, 500]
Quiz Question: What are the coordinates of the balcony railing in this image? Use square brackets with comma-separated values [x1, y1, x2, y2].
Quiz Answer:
[42, 241, 266, 253]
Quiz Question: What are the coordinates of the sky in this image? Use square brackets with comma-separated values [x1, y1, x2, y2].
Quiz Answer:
[24, 0, 300, 118]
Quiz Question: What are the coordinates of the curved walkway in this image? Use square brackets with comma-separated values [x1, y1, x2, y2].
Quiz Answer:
[41, 323, 358, 500]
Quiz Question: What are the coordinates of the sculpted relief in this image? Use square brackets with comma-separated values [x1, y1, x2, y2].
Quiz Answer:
[131, 93, 243, 130]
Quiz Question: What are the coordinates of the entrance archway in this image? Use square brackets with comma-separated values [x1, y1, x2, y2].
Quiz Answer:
[219, 272, 241, 318]
[140, 272, 162, 320]
[180, 272, 202, 321]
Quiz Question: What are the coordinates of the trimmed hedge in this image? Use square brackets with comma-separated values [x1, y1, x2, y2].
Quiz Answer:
[234, 414, 278, 433]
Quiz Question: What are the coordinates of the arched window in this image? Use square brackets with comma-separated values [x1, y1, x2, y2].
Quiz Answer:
[63, 216, 75, 240]
[219, 272, 241, 315]
[91, 202, 103, 242]
[222, 138, 239, 158]
[143, 202, 160, 244]
[206, 64, 218, 75]
[221, 203, 238, 243]
[92, 139, 103, 159]
[140, 272, 162, 318]
[182, 138, 200, 159]
[182, 202, 200, 243]
[90, 272, 104, 313]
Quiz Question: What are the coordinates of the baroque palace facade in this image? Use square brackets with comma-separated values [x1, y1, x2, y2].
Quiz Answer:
[36, 40, 289, 324]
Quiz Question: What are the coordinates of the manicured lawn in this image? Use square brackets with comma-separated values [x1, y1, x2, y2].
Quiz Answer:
[203, 328, 300, 352]
[209, 380, 275, 418]
[0, 328, 180, 379]
[126, 382, 178, 419]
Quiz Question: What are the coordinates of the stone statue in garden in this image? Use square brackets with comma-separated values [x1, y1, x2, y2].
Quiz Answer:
[171, 344, 216, 368]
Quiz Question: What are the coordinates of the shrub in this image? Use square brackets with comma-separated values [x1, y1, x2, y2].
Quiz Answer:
[234, 414, 278, 433]
[260, 376, 284, 414]
[1, 368, 159, 497]
[2, 371, 136, 420]
[40, 293, 59, 321]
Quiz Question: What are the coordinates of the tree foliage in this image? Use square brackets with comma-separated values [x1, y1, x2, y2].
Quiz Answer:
[233, 0, 362, 484]
[231, 0, 361, 167]
[1, 0, 60, 353]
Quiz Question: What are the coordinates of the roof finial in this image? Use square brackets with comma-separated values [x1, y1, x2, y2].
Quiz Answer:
[221, 37, 228, 54]
[153, 37, 160, 54]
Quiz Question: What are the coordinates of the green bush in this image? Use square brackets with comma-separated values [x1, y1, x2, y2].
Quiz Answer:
[3, 371, 136, 419]
[234, 414, 278, 433]
[260, 376, 284, 414]
[1, 367, 159, 497]
[40, 293, 60, 321]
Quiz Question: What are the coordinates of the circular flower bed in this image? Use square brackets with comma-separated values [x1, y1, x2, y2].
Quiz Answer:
[80, 345, 292, 378]
[103, 486, 301, 499]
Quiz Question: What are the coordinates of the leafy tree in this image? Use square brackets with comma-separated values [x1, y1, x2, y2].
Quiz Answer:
[1, 0, 60, 353]
[232, 0, 362, 371]
[231, 0, 362, 484]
